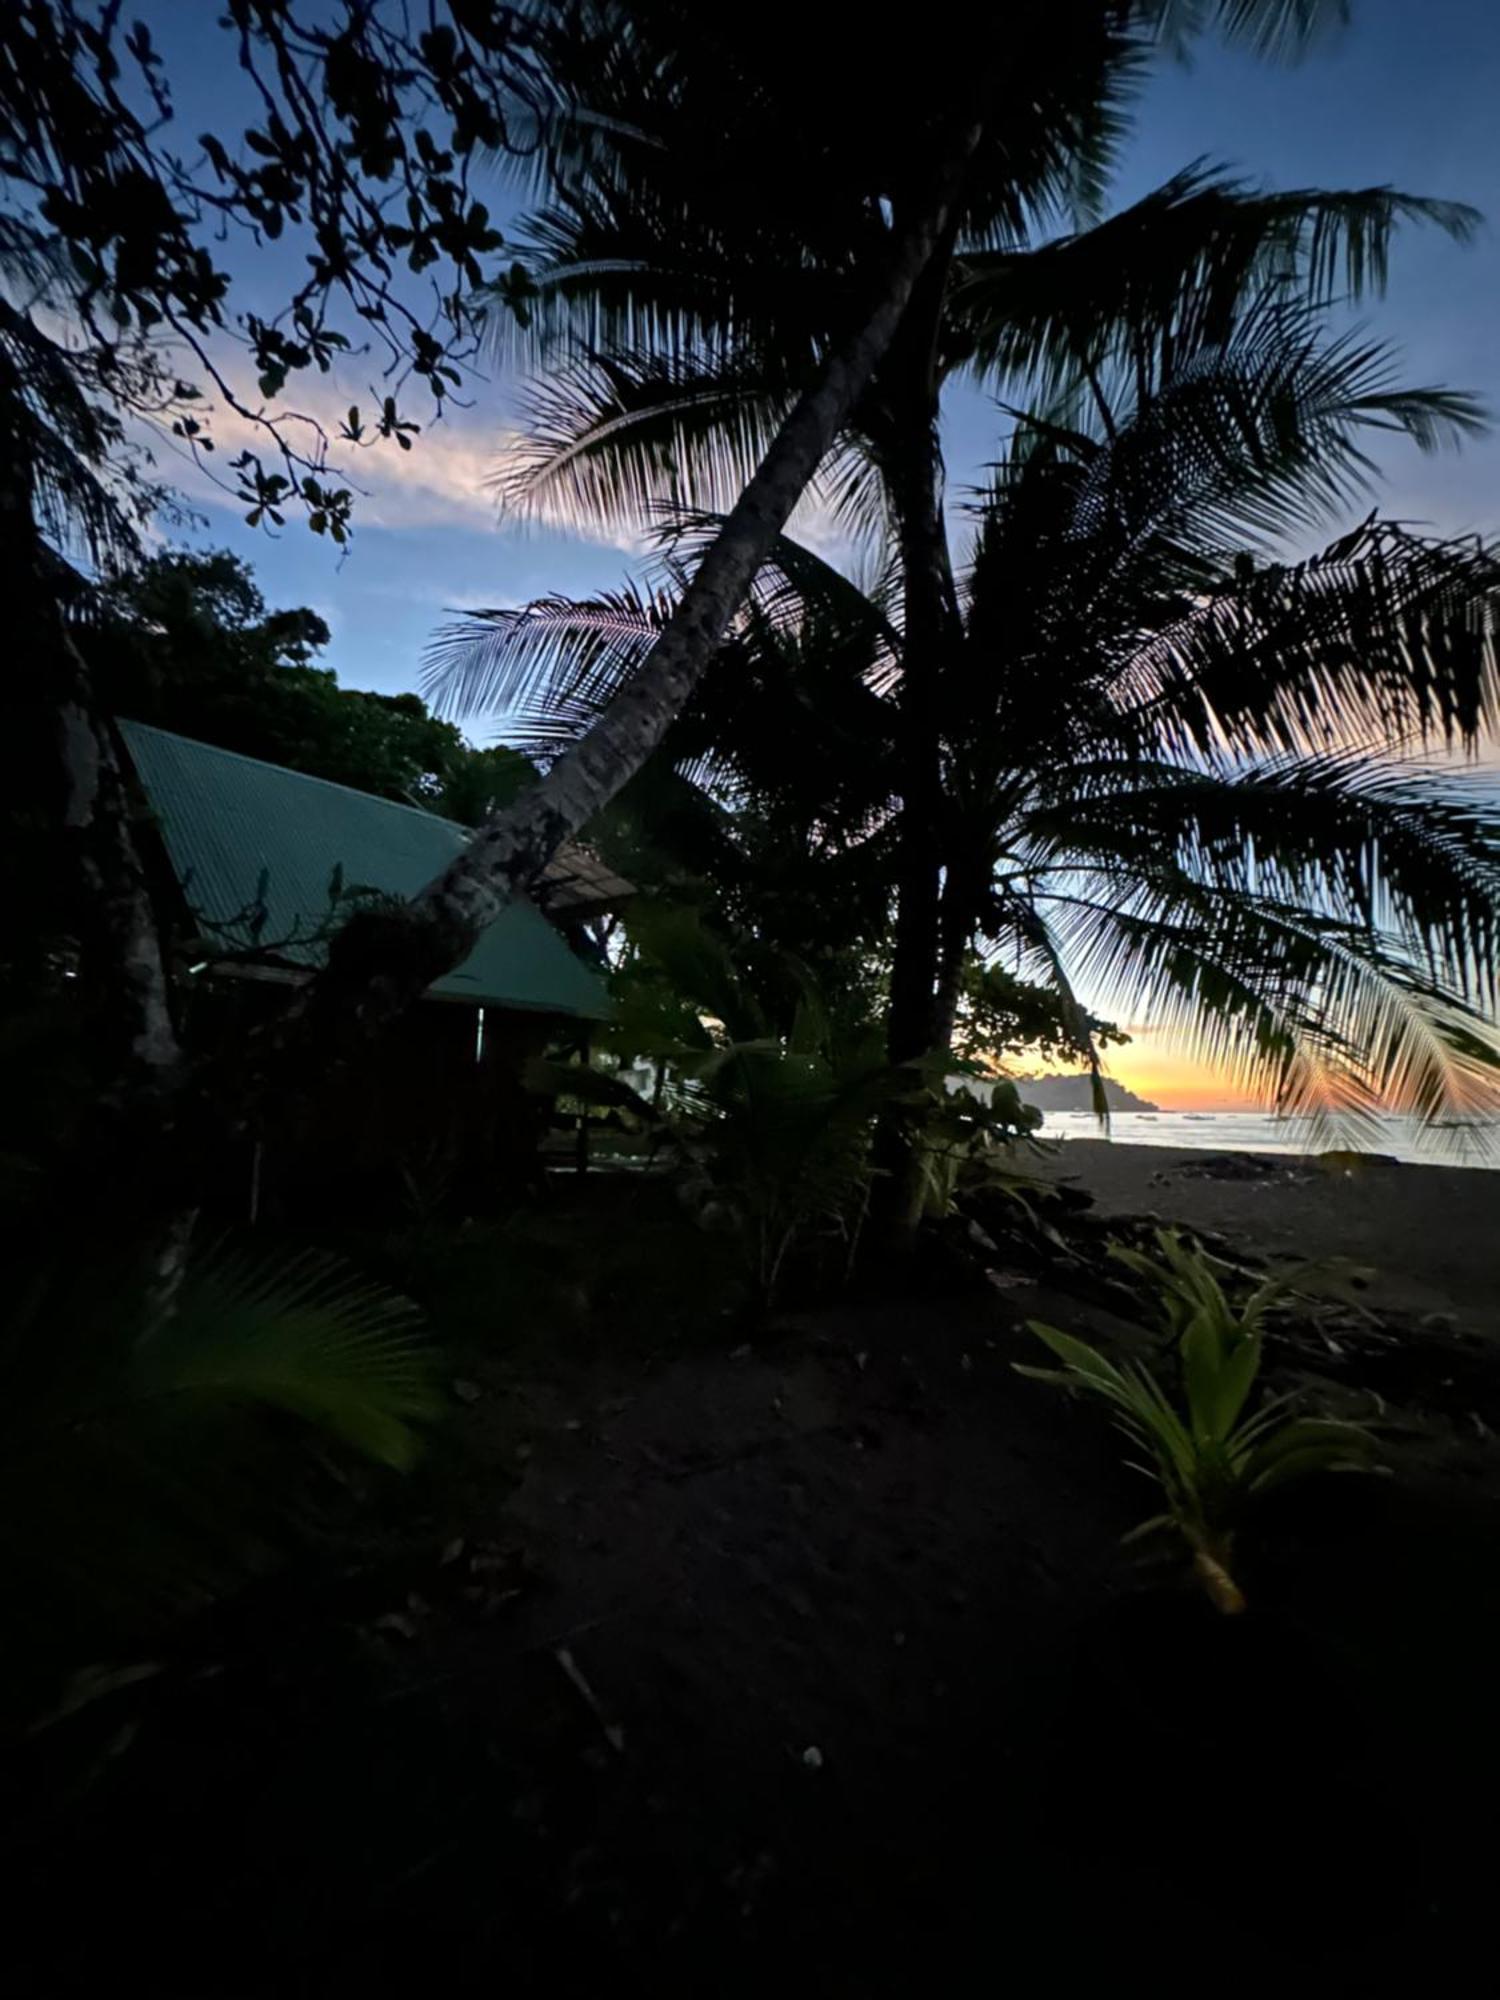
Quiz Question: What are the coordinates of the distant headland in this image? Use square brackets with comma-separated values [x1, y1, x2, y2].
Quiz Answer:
[1015, 1074, 1161, 1114]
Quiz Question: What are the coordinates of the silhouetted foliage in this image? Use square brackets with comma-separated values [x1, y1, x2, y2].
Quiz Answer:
[1, 0, 543, 549]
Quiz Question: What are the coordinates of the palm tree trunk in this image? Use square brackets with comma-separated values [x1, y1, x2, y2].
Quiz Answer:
[51, 647, 183, 1095]
[871, 234, 966, 1242]
[931, 883, 971, 1056]
[883, 212, 963, 1072]
[886, 402, 961, 1067]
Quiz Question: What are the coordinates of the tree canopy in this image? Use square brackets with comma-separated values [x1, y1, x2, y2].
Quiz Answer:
[88, 548, 537, 814]
[1, 0, 545, 554]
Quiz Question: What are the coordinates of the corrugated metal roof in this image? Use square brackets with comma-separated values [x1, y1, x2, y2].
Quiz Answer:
[539, 844, 636, 916]
[119, 721, 609, 1020]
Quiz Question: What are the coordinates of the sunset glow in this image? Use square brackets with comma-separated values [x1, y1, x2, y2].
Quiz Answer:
[1096, 1034, 1264, 1112]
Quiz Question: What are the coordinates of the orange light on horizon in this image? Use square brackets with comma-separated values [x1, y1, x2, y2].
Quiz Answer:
[1099, 1032, 1262, 1113]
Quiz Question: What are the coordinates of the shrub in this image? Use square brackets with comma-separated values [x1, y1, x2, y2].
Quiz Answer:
[1018, 1231, 1374, 1611]
[1, 1241, 439, 1707]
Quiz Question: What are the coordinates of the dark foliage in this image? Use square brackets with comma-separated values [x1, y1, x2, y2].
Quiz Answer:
[1, 0, 545, 545]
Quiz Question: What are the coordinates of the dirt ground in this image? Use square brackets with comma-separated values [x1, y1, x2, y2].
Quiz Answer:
[8, 1171, 1500, 1996]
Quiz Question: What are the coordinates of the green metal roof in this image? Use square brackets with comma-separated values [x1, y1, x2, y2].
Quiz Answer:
[119, 720, 609, 1020]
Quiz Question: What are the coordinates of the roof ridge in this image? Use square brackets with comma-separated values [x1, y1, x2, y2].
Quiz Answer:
[116, 718, 610, 1020]
[117, 718, 471, 841]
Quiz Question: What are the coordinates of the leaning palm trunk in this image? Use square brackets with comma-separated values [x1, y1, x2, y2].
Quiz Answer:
[291, 124, 988, 1063]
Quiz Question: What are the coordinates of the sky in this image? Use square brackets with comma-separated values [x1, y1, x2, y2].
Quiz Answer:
[138, 0, 1500, 1109]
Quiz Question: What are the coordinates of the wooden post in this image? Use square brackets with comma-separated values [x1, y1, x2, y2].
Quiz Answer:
[574, 1032, 591, 1177]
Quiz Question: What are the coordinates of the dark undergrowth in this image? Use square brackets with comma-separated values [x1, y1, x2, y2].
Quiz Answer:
[5, 1176, 1497, 1997]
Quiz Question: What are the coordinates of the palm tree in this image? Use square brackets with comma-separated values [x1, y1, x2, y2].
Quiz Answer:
[934, 341, 1500, 1126]
[429, 299, 1500, 1134]
[479, 4, 1476, 1073]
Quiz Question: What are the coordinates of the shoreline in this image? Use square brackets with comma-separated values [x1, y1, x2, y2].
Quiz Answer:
[1031, 1107, 1500, 1171]
[1018, 1139, 1499, 1340]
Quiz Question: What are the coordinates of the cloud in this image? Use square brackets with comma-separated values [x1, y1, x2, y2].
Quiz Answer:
[352, 416, 506, 533]
[784, 490, 877, 577]
[141, 362, 647, 550]
[343, 413, 650, 551]
[143, 340, 886, 584]
[153, 378, 503, 533]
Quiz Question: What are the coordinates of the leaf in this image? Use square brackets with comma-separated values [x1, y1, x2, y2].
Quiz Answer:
[1242, 1415, 1376, 1492]
[1181, 1310, 1261, 1443]
[1120, 1512, 1175, 1546]
[27, 1660, 164, 1735]
[1023, 1321, 1127, 1384]
[135, 1244, 441, 1471]
[0, 1245, 440, 1685]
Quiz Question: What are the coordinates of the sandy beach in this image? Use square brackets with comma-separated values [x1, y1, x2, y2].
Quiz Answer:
[1021, 1139, 1500, 1341]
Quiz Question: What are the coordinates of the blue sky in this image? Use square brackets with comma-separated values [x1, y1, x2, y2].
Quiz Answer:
[151, 0, 1500, 717]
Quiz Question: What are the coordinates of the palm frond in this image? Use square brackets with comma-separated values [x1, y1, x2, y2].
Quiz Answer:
[424, 533, 902, 843]
[0, 1243, 438, 1683]
[497, 346, 800, 534]
[485, 182, 839, 373]
[1015, 807, 1500, 1130]
[653, 509, 903, 671]
[1011, 880, 1326, 1111]
[1114, 518, 1500, 760]
[961, 304, 1488, 770]
[1146, 0, 1351, 61]
[1043, 752, 1500, 1010]
[952, 163, 1477, 406]
[424, 581, 670, 745]
[0, 293, 146, 567]
[1000, 897, 1112, 1121]
[136, 1245, 441, 1472]
[1054, 299, 1485, 556]
[1020, 1221, 1373, 1612]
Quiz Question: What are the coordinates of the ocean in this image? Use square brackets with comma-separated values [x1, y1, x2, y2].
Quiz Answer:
[1034, 1108, 1500, 1169]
